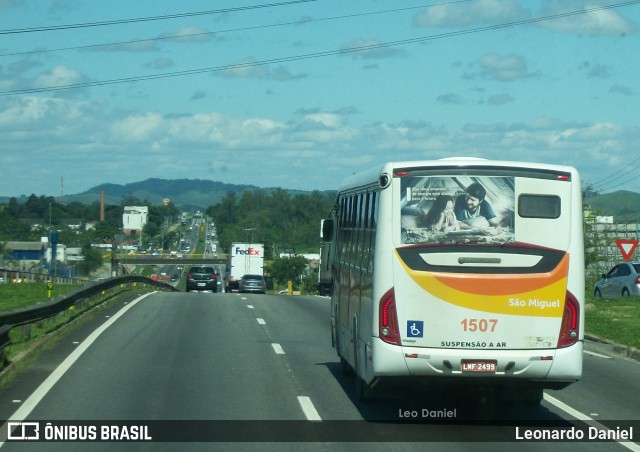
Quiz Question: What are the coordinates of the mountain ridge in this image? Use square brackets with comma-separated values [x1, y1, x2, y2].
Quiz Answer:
[1, 178, 326, 211]
[2, 179, 639, 220]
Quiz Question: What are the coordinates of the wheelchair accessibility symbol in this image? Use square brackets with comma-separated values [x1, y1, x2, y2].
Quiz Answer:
[407, 320, 424, 338]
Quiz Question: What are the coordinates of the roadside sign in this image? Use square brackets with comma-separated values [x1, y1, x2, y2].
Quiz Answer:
[615, 239, 640, 261]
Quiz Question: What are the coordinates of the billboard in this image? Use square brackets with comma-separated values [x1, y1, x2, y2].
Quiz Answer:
[400, 175, 515, 246]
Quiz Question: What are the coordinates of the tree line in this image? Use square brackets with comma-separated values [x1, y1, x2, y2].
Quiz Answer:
[1, 189, 336, 277]
[0, 194, 181, 276]
[206, 188, 335, 259]
[0, 194, 182, 245]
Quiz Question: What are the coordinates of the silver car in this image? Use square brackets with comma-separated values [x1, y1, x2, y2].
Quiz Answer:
[593, 262, 640, 298]
[239, 274, 266, 294]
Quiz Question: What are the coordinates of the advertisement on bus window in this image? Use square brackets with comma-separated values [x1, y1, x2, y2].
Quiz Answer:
[400, 175, 515, 245]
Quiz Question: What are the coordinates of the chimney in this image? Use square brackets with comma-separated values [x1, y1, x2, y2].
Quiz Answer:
[100, 189, 105, 221]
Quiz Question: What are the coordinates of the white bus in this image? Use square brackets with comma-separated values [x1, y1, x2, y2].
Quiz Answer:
[321, 159, 584, 405]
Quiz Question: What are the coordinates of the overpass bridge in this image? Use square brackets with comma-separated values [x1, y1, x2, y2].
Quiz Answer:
[116, 255, 227, 265]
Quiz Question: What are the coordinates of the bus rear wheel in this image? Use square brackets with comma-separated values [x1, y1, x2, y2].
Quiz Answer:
[352, 324, 374, 402]
[340, 356, 354, 376]
[355, 375, 374, 402]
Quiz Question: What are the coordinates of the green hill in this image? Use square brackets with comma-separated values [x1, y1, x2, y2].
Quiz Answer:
[63, 178, 262, 211]
[585, 190, 640, 223]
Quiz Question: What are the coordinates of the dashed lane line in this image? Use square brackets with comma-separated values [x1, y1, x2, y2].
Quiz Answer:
[248, 301, 319, 423]
[298, 396, 322, 422]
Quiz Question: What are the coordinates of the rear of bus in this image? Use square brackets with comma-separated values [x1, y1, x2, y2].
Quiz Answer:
[370, 160, 584, 402]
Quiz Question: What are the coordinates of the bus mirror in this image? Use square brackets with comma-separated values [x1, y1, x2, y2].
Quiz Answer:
[321, 219, 334, 242]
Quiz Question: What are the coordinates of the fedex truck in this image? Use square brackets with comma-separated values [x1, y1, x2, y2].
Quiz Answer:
[226, 243, 264, 292]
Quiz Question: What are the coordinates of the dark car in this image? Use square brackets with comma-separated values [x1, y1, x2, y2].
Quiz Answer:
[239, 274, 266, 294]
[594, 262, 640, 298]
[186, 266, 218, 293]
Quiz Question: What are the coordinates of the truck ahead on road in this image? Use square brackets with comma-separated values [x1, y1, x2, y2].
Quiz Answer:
[317, 242, 333, 296]
[226, 243, 264, 292]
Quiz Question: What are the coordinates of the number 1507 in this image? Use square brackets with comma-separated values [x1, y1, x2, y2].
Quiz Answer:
[460, 318, 498, 332]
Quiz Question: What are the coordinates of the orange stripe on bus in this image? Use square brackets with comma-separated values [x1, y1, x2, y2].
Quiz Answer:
[430, 254, 569, 296]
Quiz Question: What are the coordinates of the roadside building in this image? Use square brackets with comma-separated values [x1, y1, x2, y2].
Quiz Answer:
[5, 241, 47, 264]
[123, 206, 148, 236]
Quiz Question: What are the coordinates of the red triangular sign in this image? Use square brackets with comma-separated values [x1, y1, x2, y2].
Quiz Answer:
[615, 239, 640, 261]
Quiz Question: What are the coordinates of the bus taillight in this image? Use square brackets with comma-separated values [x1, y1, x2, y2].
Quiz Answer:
[379, 288, 401, 345]
[557, 292, 579, 348]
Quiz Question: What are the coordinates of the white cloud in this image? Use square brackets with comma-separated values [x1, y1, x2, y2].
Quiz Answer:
[217, 58, 306, 80]
[160, 26, 212, 43]
[414, 0, 529, 27]
[536, 1, 637, 36]
[465, 53, 532, 82]
[110, 113, 165, 143]
[33, 65, 86, 89]
[0, 96, 84, 129]
[301, 112, 345, 128]
[1, 96, 639, 194]
[413, 0, 636, 37]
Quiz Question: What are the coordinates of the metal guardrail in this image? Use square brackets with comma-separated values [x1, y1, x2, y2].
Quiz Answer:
[0, 324, 9, 366]
[0, 268, 87, 285]
[0, 275, 178, 365]
[117, 257, 226, 265]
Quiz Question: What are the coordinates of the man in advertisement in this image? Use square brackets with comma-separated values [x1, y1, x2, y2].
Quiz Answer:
[453, 182, 503, 230]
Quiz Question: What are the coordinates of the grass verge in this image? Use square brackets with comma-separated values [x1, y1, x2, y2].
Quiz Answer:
[0, 283, 84, 311]
[585, 296, 640, 350]
[0, 285, 154, 389]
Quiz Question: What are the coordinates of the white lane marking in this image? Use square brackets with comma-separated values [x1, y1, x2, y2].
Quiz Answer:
[584, 350, 613, 359]
[257, 318, 266, 325]
[297, 396, 322, 422]
[544, 394, 640, 452]
[271, 343, 285, 355]
[0, 292, 154, 447]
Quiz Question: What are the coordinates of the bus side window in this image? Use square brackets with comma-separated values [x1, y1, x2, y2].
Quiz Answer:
[518, 194, 561, 219]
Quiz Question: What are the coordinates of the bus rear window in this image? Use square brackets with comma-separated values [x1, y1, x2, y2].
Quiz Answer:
[518, 194, 561, 219]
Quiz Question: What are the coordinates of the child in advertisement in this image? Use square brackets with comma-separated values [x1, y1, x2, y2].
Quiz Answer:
[421, 195, 459, 233]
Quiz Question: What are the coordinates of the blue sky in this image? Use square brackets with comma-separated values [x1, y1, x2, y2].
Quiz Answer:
[0, 0, 639, 198]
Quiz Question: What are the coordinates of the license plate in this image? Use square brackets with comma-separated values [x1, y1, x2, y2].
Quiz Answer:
[197, 283, 206, 287]
[461, 360, 497, 372]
